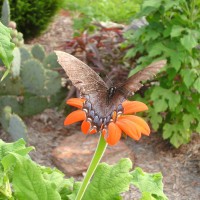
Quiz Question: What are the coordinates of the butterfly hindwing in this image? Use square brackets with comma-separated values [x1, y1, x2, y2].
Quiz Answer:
[116, 60, 167, 97]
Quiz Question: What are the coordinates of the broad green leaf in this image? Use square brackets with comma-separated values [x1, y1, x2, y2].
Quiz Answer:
[180, 34, 198, 52]
[170, 25, 185, 37]
[83, 158, 132, 200]
[42, 167, 74, 197]
[0, 172, 12, 199]
[8, 153, 61, 200]
[131, 167, 168, 200]
[0, 22, 15, 69]
[0, 138, 32, 160]
[193, 77, 200, 93]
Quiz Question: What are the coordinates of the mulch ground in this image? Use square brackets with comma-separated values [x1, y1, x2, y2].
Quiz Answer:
[1, 11, 200, 200]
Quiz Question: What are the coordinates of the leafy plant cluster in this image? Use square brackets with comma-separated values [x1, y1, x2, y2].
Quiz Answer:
[0, 138, 168, 200]
[124, 0, 200, 147]
[66, 25, 131, 85]
[65, 0, 142, 36]
[0, 0, 64, 39]
[1, 0, 24, 48]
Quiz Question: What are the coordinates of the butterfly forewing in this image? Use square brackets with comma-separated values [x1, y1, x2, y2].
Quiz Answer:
[55, 51, 108, 95]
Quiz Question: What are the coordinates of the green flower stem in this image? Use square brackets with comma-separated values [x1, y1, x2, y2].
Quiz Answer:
[75, 133, 108, 200]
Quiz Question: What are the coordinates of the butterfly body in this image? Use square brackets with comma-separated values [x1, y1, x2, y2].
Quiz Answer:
[55, 51, 166, 132]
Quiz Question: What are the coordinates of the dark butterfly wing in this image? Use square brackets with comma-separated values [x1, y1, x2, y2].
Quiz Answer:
[55, 51, 108, 95]
[55, 51, 110, 117]
[116, 60, 167, 98]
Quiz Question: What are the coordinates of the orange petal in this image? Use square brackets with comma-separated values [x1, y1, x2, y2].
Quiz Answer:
[116, 118, 141, 140]
[81, 120, 91, 134]
[64, 110, 86, 125]
[106, 122, 122, 146]
[122, 101, 148, 114]
[66, 98, 85, 109]
[89, 128, 97, 134]
[119, 115, 150, 135]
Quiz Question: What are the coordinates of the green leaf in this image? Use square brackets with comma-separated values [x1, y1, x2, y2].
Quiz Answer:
[193, 77, 200, 93]
[148, 108, 162, 130]
[168, 93, 181, 111]
[0, 138, 31, 160]
[154, 99, 168, 112]
[163, 124, 173, 139]
[67, 182, 81, 200]
[83, 158, 132, 200]
[0, 22, 15, 69]
[8, 153, 61, 200]
[182, 114, 193, 130]
[41, 167, 74, 196]
[170, 25, 185, 38]
[131, 167, 168, 200]
[180, 69, 197, 88]
[180, 34, 198, 52]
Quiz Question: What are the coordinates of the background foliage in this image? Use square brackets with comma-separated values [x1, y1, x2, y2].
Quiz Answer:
[124, 0, 200, 147]
[65, 0, 142, 35]
[0, 0, 64, 39]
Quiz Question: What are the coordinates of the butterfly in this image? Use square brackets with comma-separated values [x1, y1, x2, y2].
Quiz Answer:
[55, 51, 166, 130]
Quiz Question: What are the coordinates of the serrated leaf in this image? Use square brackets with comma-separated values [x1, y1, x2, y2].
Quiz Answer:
[0, 138, 31, 160]
[131, 167, 168, 200]
[154, 99, 168, 112]
[193, 77, 200, 93]
[83, 158, 132, 200]
[0, 22, 15, 69]
[41, 167, 74, 198]
[8, 153, 61, 200]
[149, 108, 162, 130]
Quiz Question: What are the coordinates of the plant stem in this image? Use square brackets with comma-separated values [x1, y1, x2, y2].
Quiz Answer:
[75, 133, 108, 200]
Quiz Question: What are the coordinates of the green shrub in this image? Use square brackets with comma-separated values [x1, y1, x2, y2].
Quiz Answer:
[0, 0, 64, 39]
[124, 0, 200, 147]
[65, 0, 142, 35]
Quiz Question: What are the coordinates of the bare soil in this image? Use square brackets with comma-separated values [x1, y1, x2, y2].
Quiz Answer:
[1, 12, 200, 200]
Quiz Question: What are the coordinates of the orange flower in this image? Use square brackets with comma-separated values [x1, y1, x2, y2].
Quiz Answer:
[64, 98, 150, 145]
